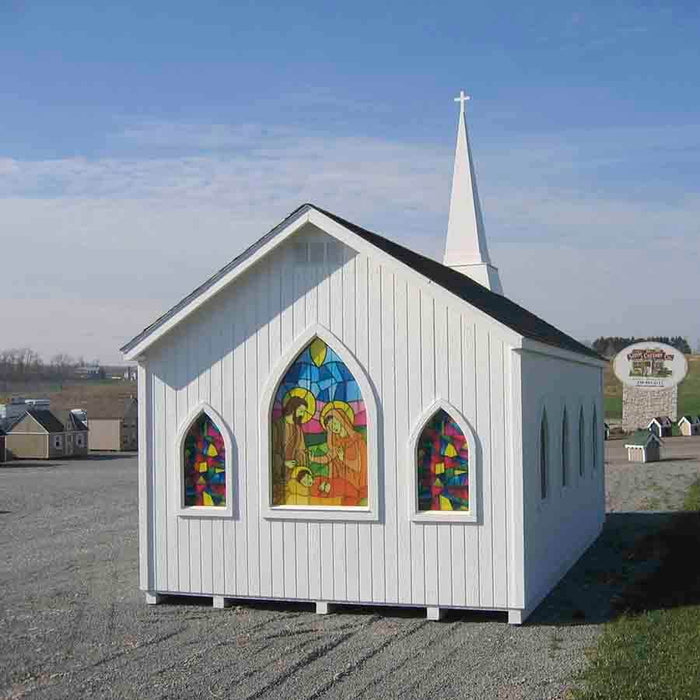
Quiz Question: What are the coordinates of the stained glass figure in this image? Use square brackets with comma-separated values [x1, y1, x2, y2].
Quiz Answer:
[271, 338, 367, 507]
[183, 414, 226, 507]
[417, 409, 469, 511]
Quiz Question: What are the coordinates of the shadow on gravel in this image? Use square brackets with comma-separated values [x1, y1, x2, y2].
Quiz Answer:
[87, 453, 138, 461]
[0, 461, 58, 469]
[529, 511, 699, 627]
[657, 456, 698, 463]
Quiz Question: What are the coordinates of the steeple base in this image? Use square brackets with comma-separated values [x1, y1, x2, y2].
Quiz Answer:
[448, 263, 503, 295]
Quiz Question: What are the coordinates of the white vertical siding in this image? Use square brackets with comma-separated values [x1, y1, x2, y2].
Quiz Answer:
[144, 226, 524, 610]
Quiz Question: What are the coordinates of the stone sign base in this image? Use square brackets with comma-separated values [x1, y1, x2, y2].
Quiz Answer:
[622, 385, 678, 431]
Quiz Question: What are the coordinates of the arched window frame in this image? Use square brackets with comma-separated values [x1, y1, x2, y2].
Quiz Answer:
[591, 404, 598, 472]
[259, 324, 380, 522]
[578, 406, 586, 479]
[175, 402, 235, 519]
[407, 399, 478, 523]
[561, 405, 569, 489]
[539, 408, 549, 501]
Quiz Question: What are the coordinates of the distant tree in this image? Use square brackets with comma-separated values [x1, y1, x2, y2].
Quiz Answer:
[593, 335, 692, 358]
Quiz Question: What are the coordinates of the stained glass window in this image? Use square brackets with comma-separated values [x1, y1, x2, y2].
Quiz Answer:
[183, 414, 226, 507]
[578, 407, 585, 477]
[417, 410, 469, 512]
[592, 406, 598, 471]
[561, 408, 569, 487]
[270, 338, 368, 507]
[540, 411, 548, 500]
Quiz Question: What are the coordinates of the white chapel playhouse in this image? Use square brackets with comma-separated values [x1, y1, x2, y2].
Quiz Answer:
[122, 97, 606, 624]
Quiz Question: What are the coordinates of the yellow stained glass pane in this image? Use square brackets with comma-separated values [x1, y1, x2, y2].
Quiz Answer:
[439, 495, 453, 510]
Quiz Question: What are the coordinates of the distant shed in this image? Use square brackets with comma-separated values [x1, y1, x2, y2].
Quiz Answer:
[4, 409, 66, 459]
[625, 430, 662, 463]
[647, 416, 673, 438]
[58, 412, 90, 456]
[83, 397, 138, 451]
[678, 415, 700, 437]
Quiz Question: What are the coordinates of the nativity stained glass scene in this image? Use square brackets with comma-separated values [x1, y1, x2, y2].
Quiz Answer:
[271, 338, 368, 507]
[183, 413, 227, 507]
[417, 409, 469, 511]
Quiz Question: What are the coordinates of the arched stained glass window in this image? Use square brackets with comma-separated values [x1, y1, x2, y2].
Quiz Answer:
[540, 410, 548, 500]
[270, 337, 368, 507]
[578, 407, 586, 477]
[592, 405, 598, 471]
[561, 408, 569, 487]
[183, 414, 227, 507]
[417, 409, 470, 512]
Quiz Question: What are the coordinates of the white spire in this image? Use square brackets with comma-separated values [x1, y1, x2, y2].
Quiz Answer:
[443, 91, 503, 294]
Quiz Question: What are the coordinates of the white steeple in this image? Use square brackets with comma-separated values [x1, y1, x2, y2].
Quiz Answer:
[443, 91, 503, 294]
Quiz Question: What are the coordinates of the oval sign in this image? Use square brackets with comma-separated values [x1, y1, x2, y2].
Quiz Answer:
[613, 341, 688, 390]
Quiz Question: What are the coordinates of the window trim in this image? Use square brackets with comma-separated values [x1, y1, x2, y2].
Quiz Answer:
[53, 434, 63, 449]
[591, 404, 598, 472]
[561, 405, 569, 489]
[578, 406, 586, 478]
[259, 323, 380, 523]
[174, 402, 235, 519]
[539, 408, 549, 501]
[407, 399, 478, 523]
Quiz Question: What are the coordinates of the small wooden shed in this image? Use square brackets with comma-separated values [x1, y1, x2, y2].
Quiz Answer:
[678, 415, 700, 437]
[121, 204, 606, 625]
[59, 412, 90, 456]
[625, 430, 662, 463]
[647, 416, 673, 438]
[83, 397, 138, 451]
[4, 409, 66, 460]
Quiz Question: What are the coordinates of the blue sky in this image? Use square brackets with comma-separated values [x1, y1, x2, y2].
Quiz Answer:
[1, 0, 699, 361]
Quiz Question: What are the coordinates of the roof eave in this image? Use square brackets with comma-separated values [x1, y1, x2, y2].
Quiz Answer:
[121, 205, 314, 361]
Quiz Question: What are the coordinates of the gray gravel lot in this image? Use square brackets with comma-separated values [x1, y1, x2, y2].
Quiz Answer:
[1, 439, 699, 700]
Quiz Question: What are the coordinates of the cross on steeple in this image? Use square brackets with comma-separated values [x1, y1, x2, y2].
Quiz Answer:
[454, 90, 470, 114]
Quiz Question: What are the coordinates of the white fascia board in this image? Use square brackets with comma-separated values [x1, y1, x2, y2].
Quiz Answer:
[122, 210, 312, 360]
[308, 209, 525, 349]
[518, 337, 606, 368]
[124, 204, 526, 361]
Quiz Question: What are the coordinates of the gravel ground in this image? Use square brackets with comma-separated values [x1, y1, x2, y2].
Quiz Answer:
[1, 439, 699, 700]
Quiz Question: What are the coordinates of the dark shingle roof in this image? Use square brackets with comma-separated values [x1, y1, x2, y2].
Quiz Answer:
[27, 409, 65, 433]
[315, 206, 600, 359]
[59, 412, 89, 432]
[626, 429, 661, 447]
[122, 203, 602, 360]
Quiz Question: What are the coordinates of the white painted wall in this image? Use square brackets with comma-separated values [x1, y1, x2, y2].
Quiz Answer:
[520, 351, 605, 613]
[137, 221, 602, 617]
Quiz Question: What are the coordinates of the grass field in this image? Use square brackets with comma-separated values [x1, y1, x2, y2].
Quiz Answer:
[573, 479, 700, 700]
[0, 379, 137, 414]
[604, 354, 700, 420]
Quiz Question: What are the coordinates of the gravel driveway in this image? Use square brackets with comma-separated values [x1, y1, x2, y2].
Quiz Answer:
[1, 439, 699, 700]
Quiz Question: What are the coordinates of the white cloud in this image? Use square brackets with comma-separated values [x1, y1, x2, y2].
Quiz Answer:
[1, 121, 698, 362]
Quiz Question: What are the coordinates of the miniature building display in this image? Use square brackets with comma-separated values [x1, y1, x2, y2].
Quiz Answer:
[647, 416, 673, 438]
[625, 430, 662, 463]
[82, 397, 138, 451]
[678, 415, 700, 437]
[59, 412, 89, 457]
[121, 96, 606, 625]
[2, 409, 67, 460]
